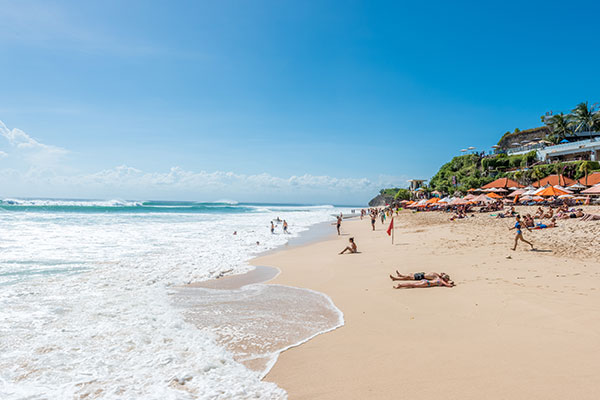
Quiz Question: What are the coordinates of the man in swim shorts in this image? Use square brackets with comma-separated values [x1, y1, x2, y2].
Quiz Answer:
[393, 276, 455, 289]
[390, 271, 452, 284]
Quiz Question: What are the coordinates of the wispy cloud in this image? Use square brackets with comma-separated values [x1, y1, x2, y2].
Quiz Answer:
[0, 119, 68, 165]
[0, 119, 408, 202]
[0, 164, 408, 203]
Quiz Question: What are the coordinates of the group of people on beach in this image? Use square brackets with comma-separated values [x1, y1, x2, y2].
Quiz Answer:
[270, 219, 289, 234]
[389, 271, 455, 289]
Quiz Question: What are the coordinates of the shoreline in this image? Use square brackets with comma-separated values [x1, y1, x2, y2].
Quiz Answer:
[254, 208, 600, 399]
[177, 218, 347, 381]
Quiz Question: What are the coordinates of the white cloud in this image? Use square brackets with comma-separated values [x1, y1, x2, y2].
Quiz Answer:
[0, 164, 408, 204]
[0, 120, 68, 165]
[0, 120, 409, 203]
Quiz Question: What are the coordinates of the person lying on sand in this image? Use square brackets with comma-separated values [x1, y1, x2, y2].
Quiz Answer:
[339, 237, 357, 254]
[534, 217, 557, 229]
[393, 276, 455, 289]
[390, 271, 453, 285]
[581, 213, 600, 221]
[557, 209, 584, 219]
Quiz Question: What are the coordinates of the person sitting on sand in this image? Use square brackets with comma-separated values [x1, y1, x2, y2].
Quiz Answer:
[523, 214, 535, 228]
[393, 276, 455, 289]
[534, 207, 544, 219]
[390, 271, 453, 285]
[542, 208, 554, 219]
[339, 237, 358, 254]
[509, 215, 534, 251]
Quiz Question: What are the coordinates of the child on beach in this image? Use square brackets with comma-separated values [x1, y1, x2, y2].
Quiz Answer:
[339, 237, 357, 254]
[509, 215, 534, 251]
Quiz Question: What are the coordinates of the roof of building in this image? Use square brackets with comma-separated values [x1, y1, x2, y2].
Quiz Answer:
[481, 177, 524, 189]
[532, 174, 576, 187]
[578, 172, 600, 186]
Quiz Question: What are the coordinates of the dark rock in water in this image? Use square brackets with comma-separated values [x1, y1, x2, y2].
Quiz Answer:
[368, 194, 394, 207]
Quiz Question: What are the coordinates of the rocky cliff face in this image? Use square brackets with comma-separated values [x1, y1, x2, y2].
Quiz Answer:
[368, 194, 394, 207]
[497, 126, 550, 149]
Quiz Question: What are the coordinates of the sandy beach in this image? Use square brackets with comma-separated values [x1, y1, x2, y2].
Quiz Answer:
[254, 207, 600, 399]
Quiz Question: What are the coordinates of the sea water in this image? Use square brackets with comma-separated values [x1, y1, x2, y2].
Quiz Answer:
[0, 199, 352, 399]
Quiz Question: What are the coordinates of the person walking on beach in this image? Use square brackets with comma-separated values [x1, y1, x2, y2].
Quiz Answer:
[336, 215, 342, 235]
[509, 215, 534, 251]
[380, 210, 385, 224]
[339, 237, 357, 254]
[283, 220, 289, 234]
[270, 221, 275, 234]
[370, 212, 376, 231]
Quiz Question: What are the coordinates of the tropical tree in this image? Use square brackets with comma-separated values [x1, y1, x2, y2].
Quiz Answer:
[543, 112, 572, 142]
[570, 102, 600, 134]
[532, 166, 545, 187]
[577, 161, 595, 186]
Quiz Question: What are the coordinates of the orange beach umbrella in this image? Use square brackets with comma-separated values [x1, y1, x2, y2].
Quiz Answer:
[536, 186, 569, 197]
[486, 192, 503, 199]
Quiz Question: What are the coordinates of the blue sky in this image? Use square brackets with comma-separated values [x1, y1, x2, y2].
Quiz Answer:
[0, 0, 599, 204]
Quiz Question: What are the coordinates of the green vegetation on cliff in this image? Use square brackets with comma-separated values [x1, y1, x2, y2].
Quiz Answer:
[375, 155, 600, 199]
[428, 153, 599, 194]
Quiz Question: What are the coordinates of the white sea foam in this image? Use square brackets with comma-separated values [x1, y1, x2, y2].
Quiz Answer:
[0, 198, 143, 207]
[0, 203, 352, 399]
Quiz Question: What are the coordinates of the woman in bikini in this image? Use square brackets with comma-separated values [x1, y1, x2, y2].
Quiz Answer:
[393, 276, 455, 289]
[509, 215, 534, 251]
[339, 237, 358, 254]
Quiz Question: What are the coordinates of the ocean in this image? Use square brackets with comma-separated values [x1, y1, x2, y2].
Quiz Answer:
[0, 199, 355, 399]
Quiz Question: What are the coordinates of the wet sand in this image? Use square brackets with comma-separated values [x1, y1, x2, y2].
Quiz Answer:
[255, 208, 600, 399]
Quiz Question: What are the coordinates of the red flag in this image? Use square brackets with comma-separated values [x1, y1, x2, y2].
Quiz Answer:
[386, 218, 394, 236]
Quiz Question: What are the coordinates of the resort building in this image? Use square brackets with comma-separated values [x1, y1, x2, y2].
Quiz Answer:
[407, 179, 426, 191]
[507, 132, 600, 162]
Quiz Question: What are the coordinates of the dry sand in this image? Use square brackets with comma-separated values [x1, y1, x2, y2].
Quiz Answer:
[253, 207, 600, 399]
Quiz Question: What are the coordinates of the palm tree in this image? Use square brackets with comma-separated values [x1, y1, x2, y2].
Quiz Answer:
[543, 112, 572, 142]
[570, 102, 600, 135]
[533, 166, 545, 187]
[578, 161, 594, 186]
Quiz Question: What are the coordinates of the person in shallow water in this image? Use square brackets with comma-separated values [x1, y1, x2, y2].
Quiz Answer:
[283, 220, 289, 234]
[339, 237, 357, 254]
[270, 221, 275, 234]
[393, 276, 455, 289]
[390, 271, 453, 284]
